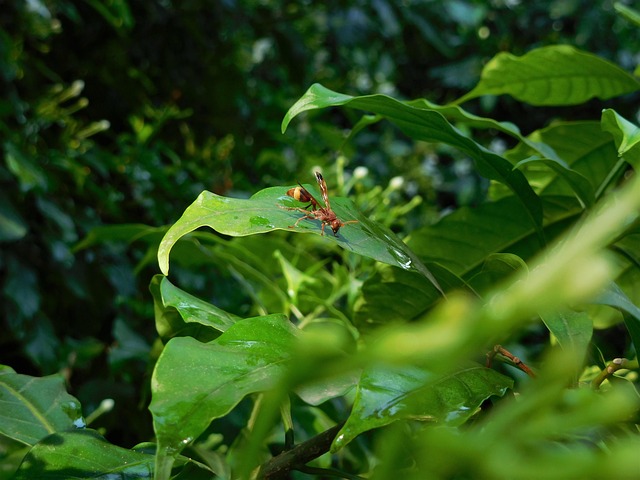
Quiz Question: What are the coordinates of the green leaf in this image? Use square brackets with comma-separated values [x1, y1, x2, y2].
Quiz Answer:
[513, 156, 595, 207]
[615, 2, 640, 27]
[332, 363, 513, 451]
[13, 429, 155, 479]
[157, 185, 443, 294]
[601, 109, 640, 170]
[594, 282, 640, 355]
[159, 275, 239, 333]
[282, 83, 543, 239]
[354, 264, 467, 329]
[0, 371, 84, 447]
[505, 121, 618, 200]
[468, 253, 528, 294]
[355, 196, 582, 326]
[540, 310, 593, 357]
[149, 315, 298, 467]
[150, 275, 221, 343]
[406, 98, 563, 162]
[456, 45, 640, 106]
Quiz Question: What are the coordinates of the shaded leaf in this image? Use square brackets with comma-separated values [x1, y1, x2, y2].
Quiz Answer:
[540, 310, 593, 357]
[0, 371, 84, 446]
[332, 363, 512, 451]
[0, 192, 27, 242]
[468, 253, 528, 294]
[73, 223, 164, 251]
[601, 108, 640, 170]
[513, 156, 595, 207]
[355, 196, 582, 326]
[594, 282, 640, 354]
[406, 98, 562, 161]
[505, 121, 618, 200]
[354, 263, 466, 328]
[14, 429, 155, 479]
[457, 45, 640, 106]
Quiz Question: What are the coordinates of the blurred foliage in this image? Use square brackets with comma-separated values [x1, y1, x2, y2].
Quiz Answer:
[1, 0, 640, 477]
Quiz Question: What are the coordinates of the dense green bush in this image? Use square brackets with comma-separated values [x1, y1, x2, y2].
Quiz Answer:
[2, 1, 640, 479]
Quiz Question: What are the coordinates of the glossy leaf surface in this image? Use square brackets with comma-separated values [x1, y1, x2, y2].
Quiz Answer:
[158, 185, 442, 293]
[281, 83, 543, 238]
[153, 275, 239, 336]
[149, 315, 298, 465]
[457, 45, 640, 106]
[0, 370, 84, 446]
[332, 363, 513, 451]
[601, 108, 640, 170]
[14, 429, 155, 479]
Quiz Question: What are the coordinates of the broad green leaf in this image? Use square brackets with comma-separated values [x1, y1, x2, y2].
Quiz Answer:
[158, 185, 443, 294]
[411, 196, 544, 274]
[0, 371, 84, 447]
[505, 122, 618, 199]
[13, 429, 155, 479]
[149, 315, 298, 468]
[332, 363, 512, 451]
[406, 98, 563, 161]
[601, 109, 640, 170]
[513, 156, 594, 207]
[282, 83, 543, 238]
[456, 45, 640, 106]
[356, 196, 582, 326]
[540, 310, 593, 357]
[150, 275, 221, 343]
[159, 275, 239, 333]
[467, 253, 528, 294]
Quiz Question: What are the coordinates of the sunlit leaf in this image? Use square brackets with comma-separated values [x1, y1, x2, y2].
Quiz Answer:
[456, 45, 640, 106]
[601, 109, 640, 170]
[150, 275, 222, 343]
[149, 315, 298, 468]
[158, 185, 443, 294]
[282, 83, 543, 239]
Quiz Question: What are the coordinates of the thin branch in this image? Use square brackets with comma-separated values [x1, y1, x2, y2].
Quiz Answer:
[257, 421, 345, 479]
[486, 345, 536, 378]
[591, 357, 637, 390]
